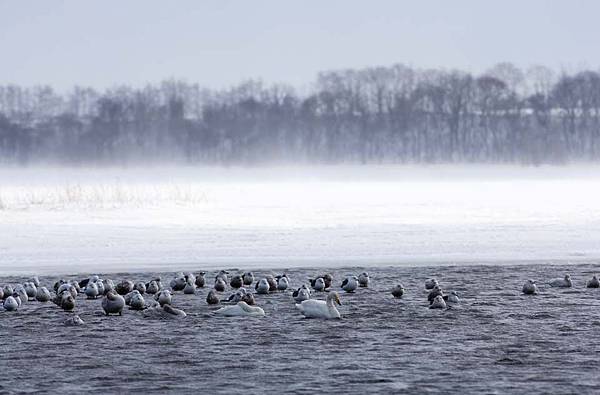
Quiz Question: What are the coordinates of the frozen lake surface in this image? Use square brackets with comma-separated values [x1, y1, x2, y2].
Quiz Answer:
[1, 165, 600, 275]
[2, 263, 600, 394]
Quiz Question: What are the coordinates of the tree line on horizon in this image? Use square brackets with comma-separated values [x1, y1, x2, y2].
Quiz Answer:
[1, 62, 599, 165]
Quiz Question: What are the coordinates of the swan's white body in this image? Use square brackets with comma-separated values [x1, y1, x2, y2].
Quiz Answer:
[296, 292, 341, 319]
[215, 301, 265, 317]
[549, 275, 572, 288]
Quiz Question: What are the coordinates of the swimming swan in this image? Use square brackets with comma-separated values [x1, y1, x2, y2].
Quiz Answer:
[296, 292, 341, 319]
[215, 301, 265, 317]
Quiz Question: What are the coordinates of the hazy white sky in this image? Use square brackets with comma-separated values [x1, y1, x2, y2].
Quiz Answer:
[0, 0, 598, 90]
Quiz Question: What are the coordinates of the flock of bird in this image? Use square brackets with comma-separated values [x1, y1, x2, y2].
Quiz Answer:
[522, 274, 600, 294]
[1, 270, 595, 324]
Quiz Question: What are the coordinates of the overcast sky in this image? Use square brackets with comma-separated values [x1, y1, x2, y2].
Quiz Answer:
[0, 0, 598, 91]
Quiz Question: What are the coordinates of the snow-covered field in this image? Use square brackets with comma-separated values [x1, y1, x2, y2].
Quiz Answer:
[1, 165, 600, 276]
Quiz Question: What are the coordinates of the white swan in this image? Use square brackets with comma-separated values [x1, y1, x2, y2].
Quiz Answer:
[296, 292, 341, 319]
[549, 274, 572, 288]
[215, 301, 265, 317]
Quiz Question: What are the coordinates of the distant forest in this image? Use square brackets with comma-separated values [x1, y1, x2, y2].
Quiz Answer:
[1, 62, 600, 165]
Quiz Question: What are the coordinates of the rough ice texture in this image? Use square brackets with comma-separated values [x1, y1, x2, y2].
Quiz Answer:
[1, 164, 599, 276]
